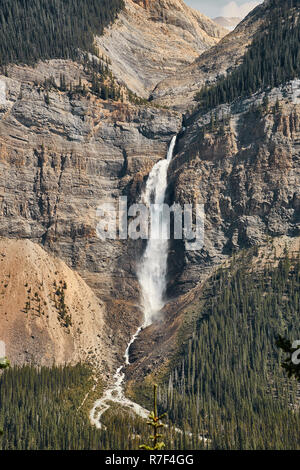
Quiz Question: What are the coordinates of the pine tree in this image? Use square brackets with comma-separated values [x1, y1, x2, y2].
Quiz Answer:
[195, 0, 300, 112]
[140, 385, 167, 451]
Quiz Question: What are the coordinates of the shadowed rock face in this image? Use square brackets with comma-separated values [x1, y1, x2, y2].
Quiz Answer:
[96, 0, 226, 98]
[167, 88, 300, 296]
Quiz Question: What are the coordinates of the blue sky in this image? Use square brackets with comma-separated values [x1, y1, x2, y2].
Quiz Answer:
[185, 0, 263, 18]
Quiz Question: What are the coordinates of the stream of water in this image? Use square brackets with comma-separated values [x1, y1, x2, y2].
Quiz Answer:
[90, 136, 177, 429]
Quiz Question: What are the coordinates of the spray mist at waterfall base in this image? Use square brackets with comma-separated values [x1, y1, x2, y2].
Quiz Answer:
[90, 136, 177, 429]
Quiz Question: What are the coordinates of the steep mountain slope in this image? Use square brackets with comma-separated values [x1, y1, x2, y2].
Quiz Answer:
[0, 58, 182, 366]
[152, 0, 269, 110]
[0, 0, 125, 66]
[134, 238, 300, 450]
[0, 238, 114, 375]
[96, 0, 226, 98]
[127, 236, 300, 380]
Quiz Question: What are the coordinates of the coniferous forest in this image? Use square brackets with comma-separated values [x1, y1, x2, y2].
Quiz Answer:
[195, 0, 300, 110]
[0, 0, 124, 66]
[0, 364, 172, 450]
[158, 248, 300, 450]
[0, 248, 299, 450]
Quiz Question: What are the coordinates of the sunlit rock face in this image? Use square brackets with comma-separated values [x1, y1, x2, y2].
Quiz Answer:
[151, 1, 269, 110]
[96, 0, 226, 98]
[0, 61, 182, 367]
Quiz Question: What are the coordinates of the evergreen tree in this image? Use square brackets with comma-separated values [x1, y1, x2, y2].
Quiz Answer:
[140, 385, 167, 451]
[0, 0, 125, 67]
[195, 0, 300, 111]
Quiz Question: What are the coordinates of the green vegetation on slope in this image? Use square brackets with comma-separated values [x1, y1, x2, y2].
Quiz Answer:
[0, 364, 99, 450]
[0, 364, 168, 450]
[0, 0, 124, 66]
[0, 247, 299, 450]
[158, 247, 300, 449]
[34, 54, 150, 106]
[277, 335, 300, 381]
[195, 0, 300, 111]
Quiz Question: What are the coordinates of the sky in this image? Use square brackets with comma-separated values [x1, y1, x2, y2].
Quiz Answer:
[185, 0, 263, 19]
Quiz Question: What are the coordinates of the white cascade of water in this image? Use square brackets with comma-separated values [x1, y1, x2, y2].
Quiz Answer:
[137, 135, 177, 326]
[90, 136, 176, 429]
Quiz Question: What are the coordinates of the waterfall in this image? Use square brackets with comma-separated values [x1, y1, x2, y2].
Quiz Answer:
[137, 135, 177, 326]
[90, 136, 177, 429]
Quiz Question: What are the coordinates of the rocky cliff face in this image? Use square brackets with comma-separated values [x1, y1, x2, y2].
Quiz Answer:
[167, 82, 300, 295]
[126, 234, 300, 381]
[0, 59, 182, 366]
[96, 0, 226, 98]
[125, 81, 300, 380]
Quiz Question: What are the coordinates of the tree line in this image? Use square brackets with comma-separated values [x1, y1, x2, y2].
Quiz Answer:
[0, 0, 124, 66]
[195, 0, 300, 111]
